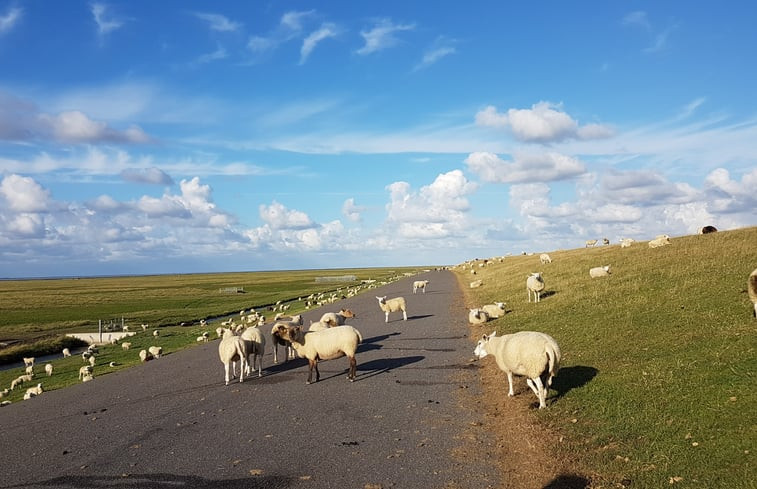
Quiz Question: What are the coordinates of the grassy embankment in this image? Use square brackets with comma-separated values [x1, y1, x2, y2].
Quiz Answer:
[0, 266, 421, 402]
[456, 226, 756, 487]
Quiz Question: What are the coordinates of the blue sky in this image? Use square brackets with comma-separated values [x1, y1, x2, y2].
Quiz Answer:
[1, 1, 755, 278]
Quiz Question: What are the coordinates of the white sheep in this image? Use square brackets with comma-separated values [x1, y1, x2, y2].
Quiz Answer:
[23, 357, 35, 367]
[62, 348, 71, 358]
[78, 365, 93, 380]
[308, 320, 331, 332]
[81, 373, 94, 382]
[376, 296, 408, 322]
[473, 331, 561, 409]
[148, 346, 163, 359]
[748, 268, 757, 319]
[620, 238, 635, 248]
[218, 329, 248, 385]
[25, 365, 34, 376]
[602, 238, 610, 245]
[23, 383, 43, 400]
[539, 253, 552, 264]
[45, 363, 53, 376]
[526, 273, 545, 303]
[585, 239, 598, 247]
[413, 280, 429, 294]
[320, 309, 356, 327]
[648, 235, 671, 248]
[468, 308, 490, 325]
[589, 265, 611, 278]
[470, 279, 483, 288]
[10, 375, 32, 390]
[153, 330, 160, 337]
[88, 355, 96, 367]
[241, 325, 266, 378]
[278, 325, 363, 384]
[121, 342, 132, 350]
[481, 302, 507, 319]
[270, 315, 303, 364]
[216, 327, 225, 338]
[139, 349, 152, 362]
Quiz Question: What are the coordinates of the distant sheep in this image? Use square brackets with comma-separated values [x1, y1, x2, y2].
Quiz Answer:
[139, 350, 152, 362]
[279, 325, 363, 384]
[45, 363, 53, 376]
[121, 342, 132, 350]
[589, 265, 611, 278]
[62, 348, 71, 358]
[148, 346, 163, 359]
[526, 273, 545, 303]
[473, 331, 561, 409]
[153, 330, 160, 337]
[413, 280, 429, 294]
[481, 302, 507, 319]
[320, 309, 356, 327]
[539, 253, 552, 264]
[218, 329, 248, 385]
[470, 279, 483, 289]
[468, 308, 490, 325]
[23, 383, 43, 400]
[699, 225, 718, 234]
[25, 365, 34, 376]
[376, 296, 408, 322]
[585, 239, 598, 247]
[602, 238, 610, 245]
[78, 365, 93, 380]
[23, 357, 34, 367]
[648, 235, 671, 248]
[620, 238, 635, 248]
[748, 268, 757, 319]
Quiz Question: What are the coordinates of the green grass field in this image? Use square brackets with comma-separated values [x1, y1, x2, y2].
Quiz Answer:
[457, 226, 756, 487]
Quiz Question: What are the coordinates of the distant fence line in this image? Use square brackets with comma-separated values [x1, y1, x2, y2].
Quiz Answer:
[314, 275, 357, 283]
[219, 287, 245, 293]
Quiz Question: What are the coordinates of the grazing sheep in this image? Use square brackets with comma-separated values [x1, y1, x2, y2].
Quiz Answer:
[81, 373, 94, 382]
[648, 235, 671, 248]
[148, 346, 163, 359]
[23, 357, 35, 367]
[748, 268, 757, 319]
[139, 350, 152, 362]
[88, 355, 96, 367]
[218, 329, 248, 385]
[24, 383, 43, 400]
[241, 326, 266, 378]
[78, 365, 93, 380]
[320, 309, 356, 327]
[121, 342, 132, 350]
[526, 273, 545, 303]
[620, 238, 635, 248]
[45, 363, 53, 376]
[10, 375, 33, 390]
[278, 325, 363, 384]
[585, 239, 598, 247]
[468, 308, 490, 325]
[539, 253, 552, 264]
[25, 365, 34, 376]
[699, 225, 718, 234]
[62, 348, 71, 358]
[376, 296, 408, 322]
[413, 280, 429, 294]
[481, 302, 507, 319]
[473, 331, 561, 409]
[602, 238, 610, 245]
[153, 330, 159, 337]
[470, 279, 483, 288]
[589, 265, 611, 278]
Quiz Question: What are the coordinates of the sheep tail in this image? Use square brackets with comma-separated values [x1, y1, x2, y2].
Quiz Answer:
[354, 328, 363, 344]
[545, 344, 559, 386]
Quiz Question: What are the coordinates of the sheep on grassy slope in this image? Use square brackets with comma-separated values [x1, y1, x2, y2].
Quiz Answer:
[62, 348, 71, 358]
[121, 342, 132, 350]
[45, 364, 53, 376]
[539, 253, 552, 264]
[139, 350, 152, 362]
[648, 235, 671, 248]
[748, 268, 757, 319]
[148, 346, 163, 359]
[526, 273, 545, 303]
[481, 302, 507, 319]
[23, 383, 43, 400]
[413, 280, 429, 294]
[278, 325, 363, 384]
[585, 239, 598, 247]
[320, 309, 356, 327]
[470, 279, 483, 288]
[218, 329, 248, 385]
[589, 265, 611, 278]
[376, 296, 408, 322]
[78, 365, 93, 380]
[23, 357, 34, 367]
[241, 325, 266, 378]
[473, 331, 561, 409]
[468, 308, 490, 325]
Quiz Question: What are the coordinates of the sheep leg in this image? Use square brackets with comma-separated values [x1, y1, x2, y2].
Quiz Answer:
[224, 363, 231, 385]
[307, 359, 320, 384]
[402, 310, 407, 321]
[347, 356, 356, 382]
[506, 372, 516, 396]
[384, 311, 389, 323]
[526, 378, 539, 397]
[531, 376, 547, 409]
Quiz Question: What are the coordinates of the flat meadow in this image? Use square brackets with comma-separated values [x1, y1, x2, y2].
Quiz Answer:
[456, 226, 756, 487]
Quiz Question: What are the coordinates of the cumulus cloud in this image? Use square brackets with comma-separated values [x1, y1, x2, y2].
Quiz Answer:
[356, 19, 415, 55]
[300, 23, 338, 65]
[465, 151, 587, 183]
[91, 3, 125, 36]
[0, 6, 22, 34]
[342, 198, 363, 222]
[193, 12, 241, 32]
[259, 201, 314, 230]
[475, 102, 614, 143]
[0, 174, 52, 212]
[120, 167, 173, 185]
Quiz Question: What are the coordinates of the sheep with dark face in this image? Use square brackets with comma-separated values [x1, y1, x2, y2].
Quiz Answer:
[748, 268, 757, 319]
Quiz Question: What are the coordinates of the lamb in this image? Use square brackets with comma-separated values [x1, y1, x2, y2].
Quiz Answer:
[148, 346, 163, 359]
[218, 329, 248, 385]
[526, 273, 545, 303]
[376, 296, 408, 322]
[320, 309, 356, 327]
[78, 365, 93, 380]
[470, 279, 483, 288]
[413, 280, 429, 294]
[45, 363, 53, 376]
[481, 302, 507, 319]
[278, 325, 362, 384]
[585, 239, 598, 247]
[468, 308, 490, 325]
[241, 325, 266, 378]
[23, 357, 35, 367]
[589, 265, 611, 278]
[24, 383, 43, 400]
[62, 348, 71, 358]
[648, 235, 671, 248]
[473, 330, 561, 409]
[539, 253, 552, 264]
[139, 350, 153, 362]
[121, 342, 132, 350]
[748, 268, 757, 319]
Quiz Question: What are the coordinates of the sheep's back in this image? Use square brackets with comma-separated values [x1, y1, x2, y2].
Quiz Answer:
[526, 276, 545, 291]
[300, 326, 361, 359]
[491, 332, 553, 377]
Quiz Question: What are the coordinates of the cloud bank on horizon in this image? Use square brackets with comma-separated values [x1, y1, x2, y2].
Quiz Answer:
[0, 2, 755, 278]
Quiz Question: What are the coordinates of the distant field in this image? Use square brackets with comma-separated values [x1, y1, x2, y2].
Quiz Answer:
[457, 226, 757, 487]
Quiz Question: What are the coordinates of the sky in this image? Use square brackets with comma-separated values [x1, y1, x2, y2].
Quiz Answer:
[0, 1, 756, 278]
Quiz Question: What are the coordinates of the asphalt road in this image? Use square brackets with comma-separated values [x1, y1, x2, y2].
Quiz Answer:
[0, 270, 500, 489]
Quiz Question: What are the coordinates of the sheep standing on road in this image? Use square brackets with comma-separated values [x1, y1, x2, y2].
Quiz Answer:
[413, 280, 429, 294]
[748, 268, 757, 318]
[241, 325, 266, 378]
[589, 265, 611, 278]
[473, 331, 561, 409]
[218, 329, 248, 385]
[526, 273, 545, 303]
[376, 296, 408, 322]
[279, 325, 363, 384]
[271, 315, 303, 364]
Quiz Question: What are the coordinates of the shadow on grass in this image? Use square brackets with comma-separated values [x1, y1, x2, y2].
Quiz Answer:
[542, 474, 591, 489]
[552, 365, 598, 398]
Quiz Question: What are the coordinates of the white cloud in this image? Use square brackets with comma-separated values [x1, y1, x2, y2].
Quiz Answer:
[414, 37, 457, 71]
[300, 23, 338, 65]
[91, 3, 124, 36]
[259, 201, 314, 230]
[193, 12, 241, 32]
[356, 19, 415, 55]
[0, 6, 22, 34]
[191, 45, 228, 66]
[0, 174, 52, 212]
[342, 198, 363, 222]
[281, 10, 315, 33]
[465, 151, 587, 183]
[120, 167, 173, 185]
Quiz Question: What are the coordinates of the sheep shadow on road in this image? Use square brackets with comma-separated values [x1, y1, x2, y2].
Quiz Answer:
[16, 473, 296, 489]
[551, 365, 598, 399]
[355, 355, 425, 382]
